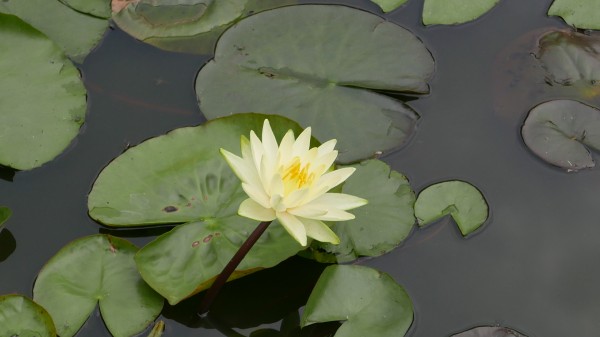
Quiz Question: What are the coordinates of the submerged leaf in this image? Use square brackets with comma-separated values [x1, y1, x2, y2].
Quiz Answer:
[422, 0, 500, 25]
[521, 100, 600, 170]
[0, 294, 56, 337]
[371, 0, 409, 12]
[196, 4, 434, 163]
[0, 13, 86, 170]
[135, 216, 302, 304]
[0, 206, 11, 230]
[33, 235, 163, 337]
[0, 0, 108, 62]
[301, 265, 413, 337]
[536, 30, 600, 90]
[414, 181, 488, 236]
[112, 0, 296, 54]
[147, 321, 165, 337]
[314, 160, 415, 262]
[452, 326, 528, 337]
[548, 0, 600, 30]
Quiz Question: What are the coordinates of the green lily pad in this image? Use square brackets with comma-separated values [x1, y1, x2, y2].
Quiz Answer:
[0, 294, 56, 337]
[0, 206, 11, 231]
[548, 0, 600, 30]
[536, 30, 600, 88]
[422, 0, 500, 25]
[301, 265, 413, 337]
[452, 326, 528, 337]
[371, 0, 409, 12]
[414, 181, 488, 236]
[88, 113, 310, 226]
[59, 0, 111, 19]
[0, 0, 108, 62]
[135, 216, 302, 305]
[33, 235, 163, 337]
[0, 13, 86, 170]
[196, 4, 434, 163]
[314, 159, 415, 262]
[112, 0, 296, 54]
[521, 100, 600, 170]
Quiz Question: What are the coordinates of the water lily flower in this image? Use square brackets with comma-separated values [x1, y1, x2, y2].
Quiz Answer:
[220, 119, 367, 246]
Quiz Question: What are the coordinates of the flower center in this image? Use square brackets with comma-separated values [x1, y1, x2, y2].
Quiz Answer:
[281, 157, 315, 192]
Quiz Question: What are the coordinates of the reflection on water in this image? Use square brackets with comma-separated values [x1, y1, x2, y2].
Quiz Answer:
[1, 0, 600, 336]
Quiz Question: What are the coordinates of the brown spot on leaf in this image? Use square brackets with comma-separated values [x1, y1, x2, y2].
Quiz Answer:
[112, 0, 138, 13]
[192, 241, 200, 248]
[163, 206, 178, 213]
[203, 234, 213, 243]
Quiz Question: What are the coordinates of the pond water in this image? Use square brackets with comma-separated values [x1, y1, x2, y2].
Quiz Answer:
[1, 0, 600, 336]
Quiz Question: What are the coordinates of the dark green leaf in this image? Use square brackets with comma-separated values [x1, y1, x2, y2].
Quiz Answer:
[521, 100, 600, 170]
[196, 4, 434, 163]
[88, 113, 310, 226]
[414, 181, 488, 236]
[33, 235, 163, 337]
[314, 159, 415, 262]
[135, 216, 302, 305]
[548, 0, 600, 30]
[59, 0, 111, 19]
[0, 0, 108, 62]
[422, 0, 500, 25]
[0, 294, 56, 337]
[0, 206, 11, 231]
[0, 13, 86, 170]
[301, 265, 413, 337]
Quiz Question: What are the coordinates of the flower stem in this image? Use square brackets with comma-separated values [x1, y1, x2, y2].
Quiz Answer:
[199, 220, 272, 314]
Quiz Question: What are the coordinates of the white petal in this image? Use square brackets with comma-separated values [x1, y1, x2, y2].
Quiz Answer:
[277, 212, 307, 246]
[287, 204, 328, 218]
[239, 198, 276, 221]
[221, 147, 261, 187]
[282, 187, 310, 209]
[312, 167, 356, 195]
[242, 182, 270, 208]
[278, 130, 295, 165]
[249, 131, 264, 171]
[317, 139, 337, 155]
[307, 193, 368, 211]
[300, 218, 340, 244]
[292, 126, 311, 156]
[261, 119, 279, 166]
[312, 150, 337, 177]
[270, 173, 284, 198]
[313, 209, 356, 221]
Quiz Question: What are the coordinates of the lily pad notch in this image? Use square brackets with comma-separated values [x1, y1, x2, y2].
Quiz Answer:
[414, 180, 489, 236]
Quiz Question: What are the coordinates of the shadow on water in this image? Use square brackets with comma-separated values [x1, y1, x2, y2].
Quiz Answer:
[0, 166, 16, 182]
[0, 229, 16, 262]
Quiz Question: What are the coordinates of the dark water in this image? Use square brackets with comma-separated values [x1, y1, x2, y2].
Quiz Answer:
[2, 0, 599, 336]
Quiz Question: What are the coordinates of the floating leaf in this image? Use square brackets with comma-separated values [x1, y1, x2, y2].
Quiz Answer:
[88, 114, 309, 304]
[88, 114, 311, 226]
[521, 100, 600, 170]
[452, 326, 528, 337]
[0, 206, 11, 231]
[0, 13, 86, 170]
[548, 0, 600, 30]
[301, 265, 413, 337]
[371, 0, 409, 12]
[536, 30, 600, 90]
[414, 181, 488, 236]
[196, 4, 434, 163]
[135, 216, 302, 305]
[0, 294, 56, 337]
[314, 160, 415, 262]
[33, 235, 163, 337]
[60, 0, 111, 19]
[422, 0, 500, 25]
[0, 0, 108, 62]
[112, 0, 296, 54]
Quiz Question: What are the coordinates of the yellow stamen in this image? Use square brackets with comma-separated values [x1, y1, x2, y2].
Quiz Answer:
[282, 157, 314, 190]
